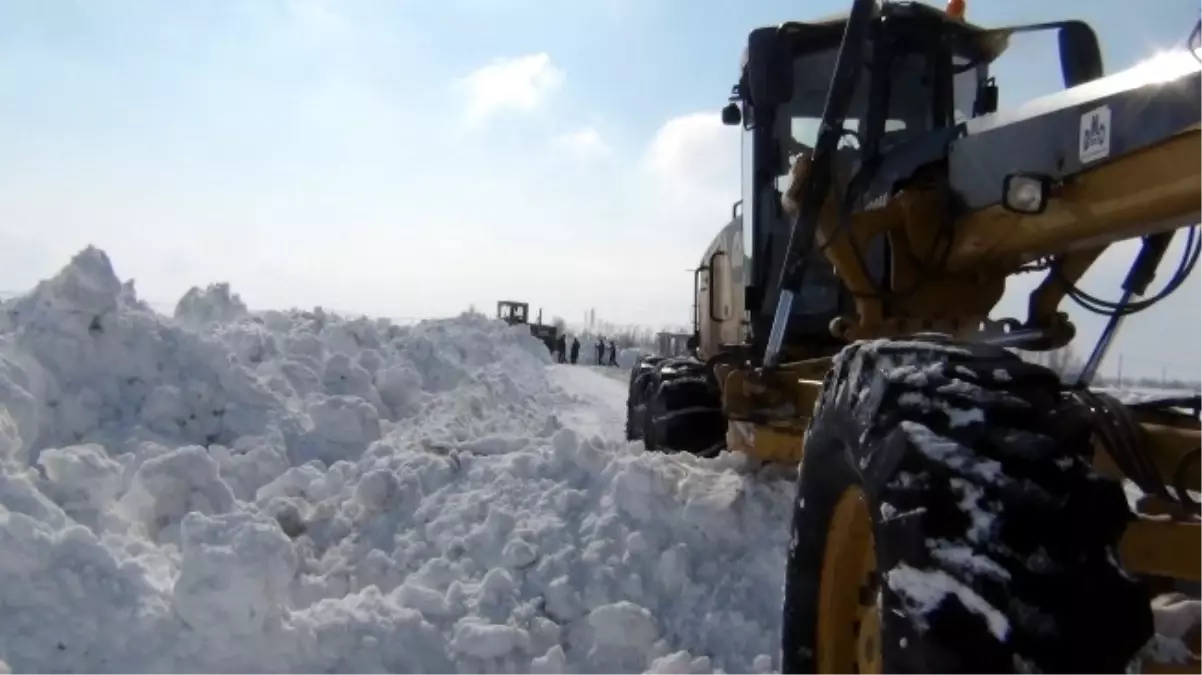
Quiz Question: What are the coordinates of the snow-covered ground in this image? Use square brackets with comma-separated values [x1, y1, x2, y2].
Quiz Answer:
[0, 248, 794, 674]
[575, 364, 633, 386]
[0, 247, 1195, 673]
[1096, 384, 1201, 403]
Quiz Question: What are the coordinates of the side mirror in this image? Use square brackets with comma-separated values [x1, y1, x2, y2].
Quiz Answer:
[973, 77, 998, 116]
[1058, 21, 1103, 88]
[721, 103, 742, 126]
[746, 27, 794, 107]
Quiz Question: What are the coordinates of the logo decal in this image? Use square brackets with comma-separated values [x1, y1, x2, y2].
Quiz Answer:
[1079, 104, 1111, 164]
[862, 192, 889, 211]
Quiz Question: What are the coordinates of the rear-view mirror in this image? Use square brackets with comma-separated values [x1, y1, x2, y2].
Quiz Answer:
[1058, 21, 1103, 88]
[721, 103, 742, 126]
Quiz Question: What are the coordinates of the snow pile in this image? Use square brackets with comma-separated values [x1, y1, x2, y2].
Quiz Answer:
[173, 282, 249, 326]
[5, 247, 1182, 674]
[0, 247, 794, 673]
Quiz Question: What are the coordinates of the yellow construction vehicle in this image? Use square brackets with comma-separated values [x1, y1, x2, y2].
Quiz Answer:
[624, 0, 1200, 671]
[496, 300, 559, 352]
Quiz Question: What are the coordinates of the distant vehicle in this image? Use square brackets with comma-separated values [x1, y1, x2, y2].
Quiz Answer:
[654, 331, 696, 358]
[496, 300, 558, 353]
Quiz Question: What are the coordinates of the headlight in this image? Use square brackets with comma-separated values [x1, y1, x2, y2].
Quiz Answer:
[1001, 173, 1053, 215]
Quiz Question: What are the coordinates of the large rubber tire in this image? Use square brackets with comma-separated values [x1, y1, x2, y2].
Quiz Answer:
[645, 372, 726, 456]
[625, 356, 726, 455]
[781, 338, 1152, 673]
[625, 356, 663, 441]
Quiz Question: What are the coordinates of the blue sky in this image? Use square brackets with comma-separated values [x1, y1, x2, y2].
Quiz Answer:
[0, 0, 1198, 377]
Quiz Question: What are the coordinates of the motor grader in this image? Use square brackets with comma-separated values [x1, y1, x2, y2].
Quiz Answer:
[624, 0, 1201, 671]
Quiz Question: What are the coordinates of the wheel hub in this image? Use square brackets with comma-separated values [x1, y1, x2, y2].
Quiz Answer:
[817, 486, 882, 673]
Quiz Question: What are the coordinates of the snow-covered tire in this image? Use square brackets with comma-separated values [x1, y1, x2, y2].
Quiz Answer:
[645, 374, 726, 455]
[625, 356, 663, 441]
[627, 357, 725, 455]
[780, 338, 1152, 673]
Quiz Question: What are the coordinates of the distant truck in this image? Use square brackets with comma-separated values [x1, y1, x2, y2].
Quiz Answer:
[496, 300, 558, 353]
[655, 331, 696, 358]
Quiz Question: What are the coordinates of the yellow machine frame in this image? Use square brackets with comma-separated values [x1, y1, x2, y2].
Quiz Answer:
[711, 47, 1202, 674]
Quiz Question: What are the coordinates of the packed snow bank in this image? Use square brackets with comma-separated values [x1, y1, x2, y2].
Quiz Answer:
[173, 282, 250, 326]
[0, 247, 794, 673]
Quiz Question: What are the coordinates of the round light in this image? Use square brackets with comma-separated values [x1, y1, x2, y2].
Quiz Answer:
[1003, 174, 1051, 214]
[1011, 181, 1043, 210]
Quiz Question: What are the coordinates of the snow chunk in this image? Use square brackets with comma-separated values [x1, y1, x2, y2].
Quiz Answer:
[448, 618, 529, 659]
[902, 420, 1005, 484]
[927, 538, 1009, 581]
[174, 283, 249, 327]
[173, 511, 298, 638]
[589, 600, 659, 650]
[886, 562, 1010, 641]
[118, 446, 236, 544]
[531, 645, 567, 673]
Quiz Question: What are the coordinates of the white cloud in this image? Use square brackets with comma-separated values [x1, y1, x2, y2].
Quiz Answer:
[551, 126, 612, 157]
[640, 111, 741, 222]
[456, 53, 565, 124]
[643, 112, 739, 187]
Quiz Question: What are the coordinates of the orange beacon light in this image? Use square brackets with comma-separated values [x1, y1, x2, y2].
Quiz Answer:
[946, 0, 966, 20]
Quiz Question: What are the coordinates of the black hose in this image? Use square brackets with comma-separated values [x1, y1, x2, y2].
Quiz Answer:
[1072, 389, 1202, 514]
[1173, 449, 1200, 511]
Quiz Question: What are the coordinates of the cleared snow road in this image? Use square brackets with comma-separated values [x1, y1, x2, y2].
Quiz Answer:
[545, 364, 630, 441]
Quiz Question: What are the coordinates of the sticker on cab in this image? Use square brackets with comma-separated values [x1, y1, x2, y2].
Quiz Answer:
[1079, 104, 1111, 164]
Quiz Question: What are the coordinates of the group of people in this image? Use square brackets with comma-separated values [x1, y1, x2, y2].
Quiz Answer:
[552, 335, 620, 367]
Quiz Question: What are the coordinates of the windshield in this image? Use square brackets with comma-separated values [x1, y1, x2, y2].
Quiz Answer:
[775, 48, 934, 193]
[953, 55, 983, 123]
[762, 47, 936, 319]
[744, 43, 978, 325]
[759, 46, 947, 317]
[738, 33, 990, 330]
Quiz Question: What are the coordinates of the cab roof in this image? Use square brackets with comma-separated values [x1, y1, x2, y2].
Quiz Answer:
[751, 1, 1012, 64]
